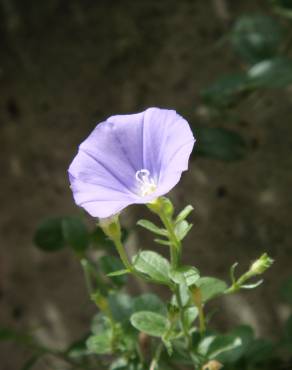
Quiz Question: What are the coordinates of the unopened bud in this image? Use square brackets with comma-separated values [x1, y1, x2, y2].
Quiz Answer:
[250, 253, 274, 275]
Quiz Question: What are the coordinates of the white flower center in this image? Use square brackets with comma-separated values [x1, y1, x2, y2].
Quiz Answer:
[135, 169, 157, 196]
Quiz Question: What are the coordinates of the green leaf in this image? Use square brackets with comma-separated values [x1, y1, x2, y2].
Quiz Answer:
[245, 338, 275, 363]
[174, 220, 193, 241]
[218, 325, 254, 363]
[230, 15, 282, 64]
[132, 250, 171, 285]
[171, 282, 192, 307]
[107, 269, 130, 277]
[130, 311, 169, 337]
[154, 238, 171, 246]
[195, 127, 247, 161]
[279, 276, 292, 304]
[196, 277, 227, 303]
[241, 280, 263, 289]
[34, 217, 65, 252]
[108, 293, 133, 324]
[62, 216, 90, 254]
[137, 220, 167, 236]
[133, 293, 167, 315]
[170, 266, 200, 286]
[201, 73, 249, 108]
[66, 335, 90, 358]
[184, 307, 199, 327]
[175, 205, 194, 224]
[86, 331, 112, 354]
[91, 314, 110, 335]
[206, 335, 242, 359]
[247, 58, 292, 88]
[99, 255, 128, 286]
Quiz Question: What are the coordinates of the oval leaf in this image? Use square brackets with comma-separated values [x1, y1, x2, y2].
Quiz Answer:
[195, 127, 247, 161]
[34, 217, 65, 252]
[231, 15, 282, 64]
[132, 250, 171, 285]
[62, 216, 90, 254]
[130, 311, 169, 337]
[196, 277, 227, 303]
[133, 293, 167, 315]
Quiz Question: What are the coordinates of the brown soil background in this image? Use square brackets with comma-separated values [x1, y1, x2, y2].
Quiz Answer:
[1, 0, 292, 369]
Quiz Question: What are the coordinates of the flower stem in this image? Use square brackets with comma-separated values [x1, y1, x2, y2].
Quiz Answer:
[225, 271, 253, 294]
[156, 208, 181, 269]
[112, 237, 133, 272]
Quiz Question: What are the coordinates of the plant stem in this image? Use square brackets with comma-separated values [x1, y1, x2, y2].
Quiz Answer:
[157, 209, 181, 268]
[175, 287, 193, 351]
[112, 238, 133, 272]
[80, 259, 94, 295]
[225, 271, 253, 294]
[149, 341, 163, 370]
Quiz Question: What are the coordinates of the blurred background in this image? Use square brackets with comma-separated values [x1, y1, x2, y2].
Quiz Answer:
[1, 0, 292, 369]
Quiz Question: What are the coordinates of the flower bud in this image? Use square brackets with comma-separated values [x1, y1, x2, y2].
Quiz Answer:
[250, 253, 274, 275]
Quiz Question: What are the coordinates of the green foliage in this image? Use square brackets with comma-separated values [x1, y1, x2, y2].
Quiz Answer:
[137, 219, 167, 236]
[99, 255, 128, 286]
[132, 250, 171, 285]
[62, 216, 90, 254]
[34, 217, 65, 252]
[86, 330, 112, 354]
[130, 311, 169, 337]
[195, 127, 247, 161]
[196, 277, 228, 303]
[174, 220, 193, 241]
[230, 15, 282, 64]
[34, 216, 89, 253]
[198, 334, 242, 360]
[247, 57, 292, 87]
[133, 293, 167, 315]
[169, 266, 200, 286]
[108, 293, 133, 325]
[201, 73, 249, 108]
[66, 335, 90, 358]
[175, 205, 194, 224]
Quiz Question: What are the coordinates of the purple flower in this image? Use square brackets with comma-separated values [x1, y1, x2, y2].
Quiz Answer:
[68, 108, 195, 218]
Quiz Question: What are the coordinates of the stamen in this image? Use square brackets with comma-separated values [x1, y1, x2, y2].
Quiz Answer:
[135, 169, 157, 196]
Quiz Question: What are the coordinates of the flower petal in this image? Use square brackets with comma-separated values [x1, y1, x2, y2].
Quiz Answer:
[142, 108, 195, 181]
[69, 177, 134, 217]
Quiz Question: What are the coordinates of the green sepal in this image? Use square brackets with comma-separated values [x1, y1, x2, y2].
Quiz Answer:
[174, 220, 193, 241]
[137, 219, 167, 236]
[175, 205, 194, 224]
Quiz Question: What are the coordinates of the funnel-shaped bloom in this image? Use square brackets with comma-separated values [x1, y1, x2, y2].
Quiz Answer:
[68, 108, 195, 218]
